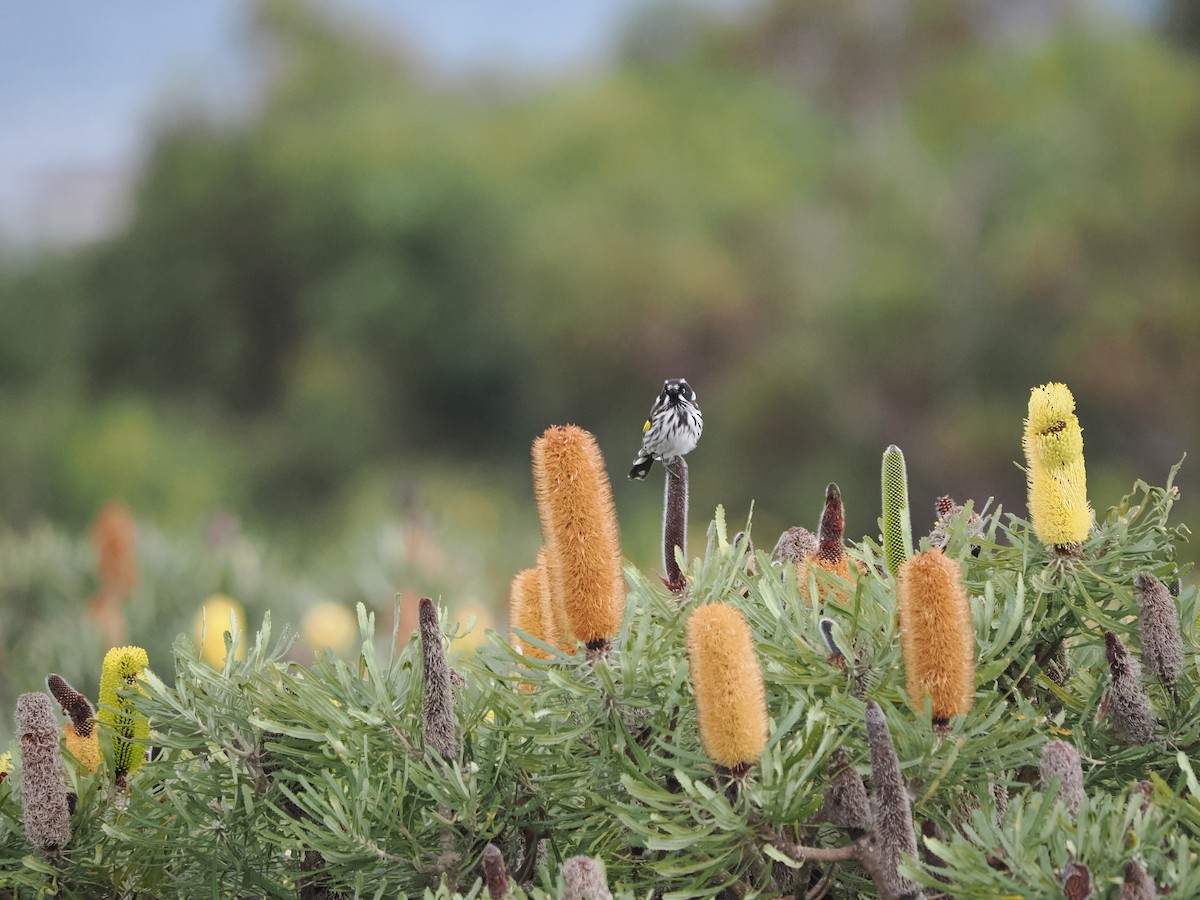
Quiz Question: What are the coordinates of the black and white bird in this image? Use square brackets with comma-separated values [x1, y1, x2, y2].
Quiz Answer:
[628, 378, 703, 480]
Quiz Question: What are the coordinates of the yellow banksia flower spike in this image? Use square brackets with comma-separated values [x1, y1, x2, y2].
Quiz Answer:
[686, 603, 769, 771]
[1022, 382, 1092, 548]
[194, 593, 248, 667]
[532, 425, 625, 652]
[896, 549, 976, 728]
[97, 645, 150, 780]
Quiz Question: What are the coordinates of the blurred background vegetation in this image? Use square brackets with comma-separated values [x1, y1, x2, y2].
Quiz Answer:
[1, 0, 1199, 716]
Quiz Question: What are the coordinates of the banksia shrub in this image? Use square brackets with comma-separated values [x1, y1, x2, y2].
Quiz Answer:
[1134, 573, 1185, 695]
[47, 674, 100, 773]
[419, 598, 458, 762]
[532, 425, 625, 649]
[193, 593, 248, 666]
[1102, 632, 1155, 745]
[1022, 382, 1091, 548]
[686, 603, 768, 771]
[896, 549, 976, 726]
[880, 445, 913, 577]
[1039, 740, 1084, 818]
[97, 645, 150, 780]
[15, 692, 71, 853]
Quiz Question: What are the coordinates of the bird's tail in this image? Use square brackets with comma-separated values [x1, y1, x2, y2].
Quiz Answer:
[629, 453, 654, 480]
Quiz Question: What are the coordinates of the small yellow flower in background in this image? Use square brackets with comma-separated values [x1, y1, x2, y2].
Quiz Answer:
[194, 594, 248, 666]
[686, 602, 769, 770]
[302, 601, 359, 656]
[0, 751, 12, 779]
[1023, 382, 1092, 548]
[97, 645, 150, 780]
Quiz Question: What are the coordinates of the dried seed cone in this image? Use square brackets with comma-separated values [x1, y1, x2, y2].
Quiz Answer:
[896, 549, 976, 723]
[1039, 740, 1084, 817]
[881, 445, 913, 577]
[1118, 858, 1158, 900]
[15, 693, 71, 852]
[1022, 382, 1091, 547]
[532, 426, 625, 646]
[686, 603, 769, 768]
[419, 598, 459, 762]
[799, 483, 851, 603]
[771, 527, 817, 565]
[864, 702, 920, 900]
[482, 843, 509, 899]
[97, 645, 150, 778]
[1104, 632, 1155, 745]
[1134, 573, 1185, 693]
[561, 855, 613, 900]
[818, 749, 871, 837]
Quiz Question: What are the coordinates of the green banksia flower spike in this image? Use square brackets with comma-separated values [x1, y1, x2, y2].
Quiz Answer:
[1118, 859, 1157, 900]
[881, 445, 913, 577]
[47, 675, 100, 773]
[561, 855, 613, 900]
[97, 645, 150, 780]
[532, 425, 625, 651]
[1022, 382, 1092, 549]
[1102, 632, 1155, 745]
[419, 598, 458, 763]
[15, 692, 71, 853]
[686, 603, 769, 771]
[864, 702, 920, 900]
[1134, 572, 1184, 696]
[482, 843, 509, 899]
[1039, 740, 1084, 818]
[818, 748, 870, 838]
[662, 457, 689, 593]
[896, 550, 976, 727]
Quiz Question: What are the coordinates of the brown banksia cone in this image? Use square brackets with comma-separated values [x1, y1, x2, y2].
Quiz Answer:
[1134, 573, 1184, 697]
[818, 748, 870, 838]
[89, 500, 138, 648]
[1118, 858, 1158, 900]
[864, 702, 920, 900]
[482, 843, 509, 899]
[771, 526, 817, 566]
[532, 426, 625, 652]
[896, 549, 976, 727]
[662, 457, 689, 593]
[15, 693, 71, 853]
[47, 675, 100, 773]
[686, 603, 769, 771]
[1102, 632, 1155, 745]
[1038, 740, 1084, 818]
[561, 855, 613, 900]
[798, 484, 851, 603]
[1062, 860, 1092, 900]
[419, 599, 458, 763]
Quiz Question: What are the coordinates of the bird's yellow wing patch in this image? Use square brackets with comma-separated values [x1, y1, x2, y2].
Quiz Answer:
[643, 420, 651, 433]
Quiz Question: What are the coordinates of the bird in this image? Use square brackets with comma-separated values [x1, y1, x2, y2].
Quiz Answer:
[628, 378, 703, 479]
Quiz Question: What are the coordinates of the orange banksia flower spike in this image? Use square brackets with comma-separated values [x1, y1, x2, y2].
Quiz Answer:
[89, 501, 138, 648]
[686, 603, 769, 772]
[510, 566, 553, 660]
[896, 549, 976, 728]
[532, 425, 625, 653]
[1022, 382, 1092, 550]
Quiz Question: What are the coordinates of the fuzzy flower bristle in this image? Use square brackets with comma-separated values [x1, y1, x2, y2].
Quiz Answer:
[686, 603, 769, 769]
[97, 645, 150, 779]
[510, 565, 553, 659]
[532, 425, 625, 648]
[896, 549, 976, 725]
[1022, 382, 1092, 547]
[15, 692, 71, 852]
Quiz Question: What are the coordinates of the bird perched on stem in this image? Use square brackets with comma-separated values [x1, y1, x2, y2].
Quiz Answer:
[628, 378, 703, 479]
